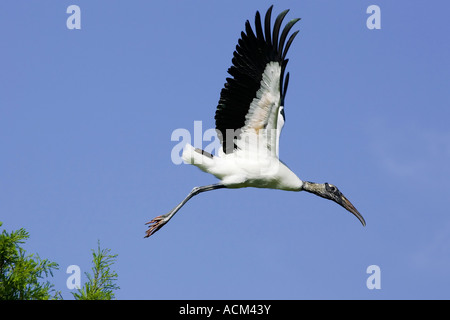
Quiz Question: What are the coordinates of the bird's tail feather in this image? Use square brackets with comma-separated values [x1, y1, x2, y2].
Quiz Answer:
[182, 144, 215, 171]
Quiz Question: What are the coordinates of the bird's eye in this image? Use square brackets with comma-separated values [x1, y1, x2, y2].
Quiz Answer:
[325, 183, 337, 193]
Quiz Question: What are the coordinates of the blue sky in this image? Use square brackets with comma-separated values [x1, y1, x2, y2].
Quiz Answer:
[1, 0, 449, 299]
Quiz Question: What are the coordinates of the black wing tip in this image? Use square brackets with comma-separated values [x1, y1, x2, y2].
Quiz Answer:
[262, 6, 301, 60]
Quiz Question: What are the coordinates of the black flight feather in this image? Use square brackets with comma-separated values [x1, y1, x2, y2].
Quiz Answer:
[272, 9, 290, 53]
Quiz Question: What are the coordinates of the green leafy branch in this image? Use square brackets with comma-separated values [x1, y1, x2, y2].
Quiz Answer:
[72, 241, 120, 300]
[0, 222, 119, 300]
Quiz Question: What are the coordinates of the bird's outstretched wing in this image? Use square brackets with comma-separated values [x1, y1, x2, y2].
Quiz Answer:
[214, 6, 300, 157]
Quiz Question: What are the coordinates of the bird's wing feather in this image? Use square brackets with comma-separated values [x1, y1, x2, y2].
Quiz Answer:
[214, 6, 300, 156]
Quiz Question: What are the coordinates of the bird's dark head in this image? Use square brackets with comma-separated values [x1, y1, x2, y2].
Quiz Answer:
[303, 181, 366, 226]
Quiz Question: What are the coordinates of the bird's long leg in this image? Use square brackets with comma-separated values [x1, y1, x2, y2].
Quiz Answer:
[145, 183, 226, 238]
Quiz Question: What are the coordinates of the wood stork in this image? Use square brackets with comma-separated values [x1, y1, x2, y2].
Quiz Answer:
[145, 6, 365, 238]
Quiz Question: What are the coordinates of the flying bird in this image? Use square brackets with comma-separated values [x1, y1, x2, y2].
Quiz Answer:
[145, 6, 365, 238]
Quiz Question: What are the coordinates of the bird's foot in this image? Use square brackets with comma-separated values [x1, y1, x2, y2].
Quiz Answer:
[145, 214, 168, 238]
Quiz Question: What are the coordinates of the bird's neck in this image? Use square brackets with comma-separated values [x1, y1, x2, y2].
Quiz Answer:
[276, 162, 304, 191]
[302, 181, 322, 194]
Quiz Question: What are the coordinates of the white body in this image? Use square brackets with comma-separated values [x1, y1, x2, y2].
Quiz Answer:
[182, 143, 302, 191]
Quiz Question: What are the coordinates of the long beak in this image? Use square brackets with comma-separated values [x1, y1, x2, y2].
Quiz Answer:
[338, 195, 366, 226]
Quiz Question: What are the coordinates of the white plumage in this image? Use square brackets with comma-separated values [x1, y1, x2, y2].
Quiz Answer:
[145, 6, 365, 238]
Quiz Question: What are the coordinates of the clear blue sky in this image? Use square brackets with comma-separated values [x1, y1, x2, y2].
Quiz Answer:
[1, 0, 449, 299]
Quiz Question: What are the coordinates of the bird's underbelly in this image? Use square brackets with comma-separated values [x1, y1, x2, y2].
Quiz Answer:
[233, 176, 285, 189]
[208, 157, 301, 191]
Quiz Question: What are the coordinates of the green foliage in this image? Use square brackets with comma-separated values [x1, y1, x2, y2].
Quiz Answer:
[71, 241, 119, 300]
[0, 222, 119, 300]
[0, 222, 60, 300]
